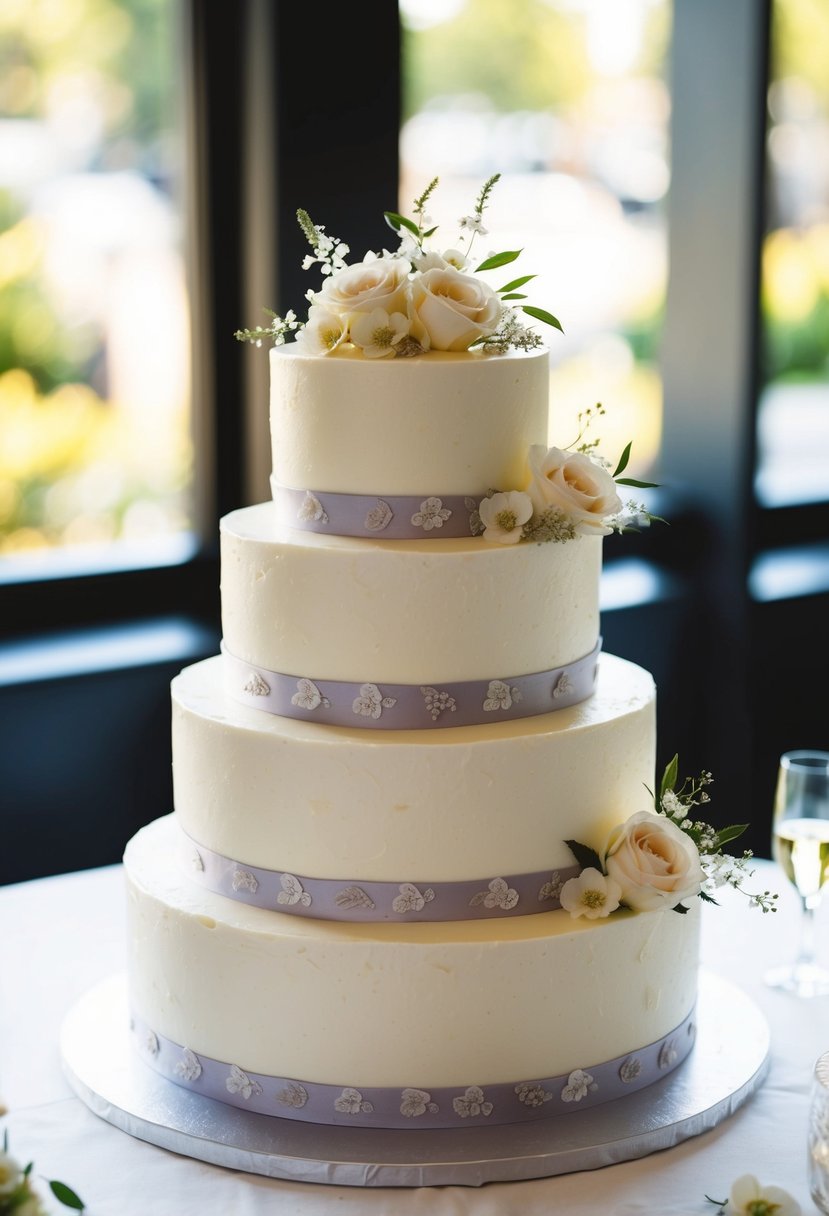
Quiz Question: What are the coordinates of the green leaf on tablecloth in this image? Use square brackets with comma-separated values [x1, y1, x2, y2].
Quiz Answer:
[48, 1179, 86, 1210]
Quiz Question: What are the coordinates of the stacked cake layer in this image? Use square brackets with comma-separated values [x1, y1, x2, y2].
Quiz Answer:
[123, 344, 699, 1128]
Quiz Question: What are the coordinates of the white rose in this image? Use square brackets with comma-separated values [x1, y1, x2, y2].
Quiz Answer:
[526, 445, 623, 536]
[318, 255, 410, 319]
[410, 267, 501, 351]
[603, 811, 704, 912]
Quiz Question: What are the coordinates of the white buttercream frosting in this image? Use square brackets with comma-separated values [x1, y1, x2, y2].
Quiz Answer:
[126, 814, 700, 1090]
[270, 345, 550, 497]
[220, 505, 602, 683]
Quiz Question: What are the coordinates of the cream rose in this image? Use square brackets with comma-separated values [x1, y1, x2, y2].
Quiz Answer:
[318, 255, 410, 319]
[526, 445, 623, 536]
[603, 811, 704, 911]
[410, 267, 501, 351]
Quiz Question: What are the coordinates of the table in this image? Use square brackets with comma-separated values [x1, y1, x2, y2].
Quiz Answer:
[2, 859, 827, 1214]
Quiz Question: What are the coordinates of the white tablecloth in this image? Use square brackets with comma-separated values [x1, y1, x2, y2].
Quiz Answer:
[2, 859, 828, 1215]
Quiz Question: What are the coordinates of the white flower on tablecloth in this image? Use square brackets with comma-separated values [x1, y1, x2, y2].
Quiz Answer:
[603, 811, 704, 912]
[334, 1087, 374, 1115]
[727, 1175, 801, 1216]
[174, 1049, 202, 1082]
[411, 496, 452, 531]
[0, 1151, 24, 1197]
[452, 1086, 493, 1118]
[561, 1069, 598, 1103]
[526, 445, 623, 537]
[349, 307, 411, 359]
[291, 678, 331, 711]
[479, 490, 533, 545]
[400, 1088, 439, 1117]
[559, 868, 622, 920]
[352, 683, 397, 719]
[226, 1065, 262, 1100]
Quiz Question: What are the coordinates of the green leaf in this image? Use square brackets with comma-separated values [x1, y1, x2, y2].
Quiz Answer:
[616, 477, 660, 489]
[501, 292, 527, 301]
[564, 839, 603, 872]
[714, 824, 749, 848]
[499, 273, 537, 292]
[383, 211, 420, 237]
[699, 890, 720, 905]
[421, 225, 438, 238]
[612, 441, 632, 478]
[521, 305, 564, 333]
[23, 1162, 33, 1177]
[659, 754, 679, 803]
[672, 902, 690, 914]
[49, 1180, 86, 1211]
[475, 249, 522, 272]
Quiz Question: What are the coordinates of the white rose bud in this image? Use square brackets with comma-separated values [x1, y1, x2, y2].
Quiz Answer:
[410, 267, 501, 352]
[603, 811, 704, 912]
[525, 445, 623, 537]
[318, 256, 411, 320]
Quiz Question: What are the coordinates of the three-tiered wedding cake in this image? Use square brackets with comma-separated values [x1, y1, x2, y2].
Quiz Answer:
[123, 335, 700, 1129]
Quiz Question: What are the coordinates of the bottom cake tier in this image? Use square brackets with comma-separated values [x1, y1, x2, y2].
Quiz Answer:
[124, 815, 700, 1129]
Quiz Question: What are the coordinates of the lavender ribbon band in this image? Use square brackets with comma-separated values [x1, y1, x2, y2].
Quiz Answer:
[222, 639, 602, 731]
[271, 478, 490, 540]
[183, 830, 580, 922]
[132, 1007, 697, 1130]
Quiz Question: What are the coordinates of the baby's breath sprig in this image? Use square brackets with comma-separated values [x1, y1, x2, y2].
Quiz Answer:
[475, 306, 545, 354]
[234, 307, 300, 347]
[652, 756, 779, 914]
[296, 208, 350, 277]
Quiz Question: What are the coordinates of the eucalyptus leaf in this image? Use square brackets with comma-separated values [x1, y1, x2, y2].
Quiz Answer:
[616, 477, 660, 489]
[714, 823, 749, 848]
[475, 249, 522, 271]
[499, 273, 537, 292]
[659, 754, 679, 803]
[522, 305, 564, 333]
[671, 902, 690, 915]
[48, 1180, 85, 1210]
[612, 441, 632, 478]
[501, 292, 527, 301]
[383, 211, 420, 237]
[563, 838, 603, 872]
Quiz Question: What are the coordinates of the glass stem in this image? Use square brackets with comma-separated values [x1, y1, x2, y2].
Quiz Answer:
[798, 896, 820, 970]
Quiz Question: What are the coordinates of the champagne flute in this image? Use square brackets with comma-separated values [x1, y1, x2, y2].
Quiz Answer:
[766, 750, 829, 997]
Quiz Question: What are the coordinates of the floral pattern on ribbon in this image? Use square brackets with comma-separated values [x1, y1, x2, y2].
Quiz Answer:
[658, 1039, 678, 1070]
[298, 492, 328, 524]
[482, 679, 522, 712]
[466, 496, 485, 536]
[364, 499, 393, 531]
[291, 678, 331, 711]
[619, 1057, 642, 1083]
[411, 496, 451, 531]
[561, 1069, 598, 1103]
[244, 672, 270, 697]
[352, 683, 397, 719]
[515, 1082, 553, 1108]
[334, 1087, 374, 1115]
[174, 1049, 202, 1082]
[421, 686, 457, 722]
[334, 885, 376, 910]
[226, 1065, 262, 1100]
[553, 672, 574, 699]
[452, 1086, 493, 1118]
[400, 1088, 439, 1117]
[232, 869, 259, 894]
[392, 883, 435, 914]
[470, 877, 519, 911]
[277, 873, 312, 908]
[277, 1082, 308, 1109]
[538, 872, 563, 902]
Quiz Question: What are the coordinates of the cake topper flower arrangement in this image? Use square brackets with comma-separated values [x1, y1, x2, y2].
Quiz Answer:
[235, 174, 563, 357]
[559, 756, 779, 920]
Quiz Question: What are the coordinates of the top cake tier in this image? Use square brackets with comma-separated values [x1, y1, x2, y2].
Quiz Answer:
[269, 345, 550, 498]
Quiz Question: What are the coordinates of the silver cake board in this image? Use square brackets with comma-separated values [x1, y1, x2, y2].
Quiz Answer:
[60, 970, 769, 1188]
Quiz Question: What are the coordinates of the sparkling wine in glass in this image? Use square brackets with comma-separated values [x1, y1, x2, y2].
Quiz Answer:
[766, 750, 829, 998]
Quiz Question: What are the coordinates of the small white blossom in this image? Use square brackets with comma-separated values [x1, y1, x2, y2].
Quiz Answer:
[560, 868, 622, 920]
[459, 214, 488, 235]
[727, 1174, 801, 1216]
[294, 305, 347, 355]
[479, 490, 533, 544]
[349, 307, 411, 359]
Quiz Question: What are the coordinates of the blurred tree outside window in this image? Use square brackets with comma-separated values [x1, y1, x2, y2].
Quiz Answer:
[756, 0, 829, 508]
[399, 0, 670, 479]
[0, 0, 192, 574]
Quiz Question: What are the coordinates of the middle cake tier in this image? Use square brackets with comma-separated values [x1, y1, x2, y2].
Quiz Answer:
[220, 503, 602, 684]
[174, 652, 655, 889]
